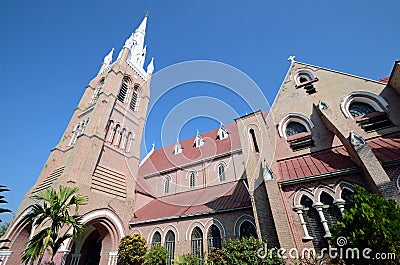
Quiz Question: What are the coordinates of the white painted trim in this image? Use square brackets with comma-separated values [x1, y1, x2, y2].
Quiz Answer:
[277, 113, 314, 138]
[340, 91, 389, 119]
[293, 189, 315, 206]
[185, 221, 205, 241]
[164, 224, 180, 242]
[205, 219, 226, 239]
[147, 226, 163, 245]
[397, 175, 400, 190]
[233, 214, 255, 237]
[61, 209, 125, 251]
[4, 207, 32, 240]
[293, 69, 315, 86]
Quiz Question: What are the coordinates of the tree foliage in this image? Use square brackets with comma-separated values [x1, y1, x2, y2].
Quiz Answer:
[173, 253, 204, 265]
[0, 185, 11, 249]
[208, 237, 284, 265]
[117, 234, 147, 265]
[331, 185, 400, 265]
[21, 185, 87, 265]
[144, 244, 170, 265]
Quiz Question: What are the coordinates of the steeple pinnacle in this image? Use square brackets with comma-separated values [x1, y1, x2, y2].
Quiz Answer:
[135, 14, 147, 35]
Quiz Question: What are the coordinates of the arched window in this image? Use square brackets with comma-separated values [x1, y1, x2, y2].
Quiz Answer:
[164, 177, 170, 194]
[300, 196, 327, 250]
[249, 129, 260, 153]
[207, 225, 222, 252]
[191, 227, 203, 258]
[285, 122, 308, 137]
[349, 102, 376, 118]
[118, 81, 128, 103]
[165, 230, 175, 265]
[130, 84, 140, 111]
[126, 132, 133, 152]
[320, 192, 341, 227]
[341, 188, 354, 211]
[218, 164, 225, 182]
[397, 175, 400, 190]
[239, 221, 257, 238]
[113, 124, 121, 146]
[189, 171, 196, 188]
[151, 231, 161, 248]
[117, 128, 126, 148]
[90, 87, 102, 104]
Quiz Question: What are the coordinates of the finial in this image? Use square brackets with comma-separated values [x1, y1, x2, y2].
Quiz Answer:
[124, 33, 134, 49]
[147, 57, 154, 74]
[103, 48, 114, 65]
[145, 11, 149, 17]
[287, 55, 296, 63]
[151, 143, 155, 151]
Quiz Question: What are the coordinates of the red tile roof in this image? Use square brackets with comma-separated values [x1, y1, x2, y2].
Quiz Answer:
[278, 133, 400, 181]
[377, 76, 390, 84]
[368, 133, 400, 162]
[278, 147, 356, 181]
[138, 123, 241, 177]
[130, 180, 251, 224]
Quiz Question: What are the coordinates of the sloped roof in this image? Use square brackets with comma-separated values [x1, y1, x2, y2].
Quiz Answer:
[368, 132, 400, 162]
[130, 180, 251, 224]
[138, 122, 241, 177]
[278, 133, 400, 181]
[377, 76, 390, 84]
[278, 146, 356, 181]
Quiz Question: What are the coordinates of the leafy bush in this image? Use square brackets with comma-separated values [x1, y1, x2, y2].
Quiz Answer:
[117, 234, 147, 265]
[207, 237, 284, 265]
[173, 253, 204, 265]
[331, 185, 400, 265]
[145, 244, 170, 265]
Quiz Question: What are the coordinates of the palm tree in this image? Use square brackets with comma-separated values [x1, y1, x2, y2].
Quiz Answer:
[0, 185, 11, 250]
[21, 185, 87, 265]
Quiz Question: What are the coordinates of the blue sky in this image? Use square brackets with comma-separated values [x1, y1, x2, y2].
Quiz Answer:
[0, 1, 399, 222]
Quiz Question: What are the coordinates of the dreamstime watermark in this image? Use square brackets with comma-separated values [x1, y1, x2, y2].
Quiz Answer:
[257, 236, 396, 261]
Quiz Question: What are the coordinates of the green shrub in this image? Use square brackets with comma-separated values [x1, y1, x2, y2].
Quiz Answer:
[145, 245, 170, 265]
[207, 237, 284, 265]
[117, 234, 147, 265]
[331, 185, 400, 265]
[173, 253, 204, 265]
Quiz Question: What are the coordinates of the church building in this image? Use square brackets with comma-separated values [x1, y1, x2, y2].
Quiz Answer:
[2, 15, 400, 265]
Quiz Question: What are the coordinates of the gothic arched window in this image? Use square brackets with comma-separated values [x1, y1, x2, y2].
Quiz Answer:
[341, 188, 354, 211]
[249, 129, 260, 153]
[164, 177, 170, 194]
[130, 84, 140, 111]
[349, 102, 375, 118]
[165, 230, 175, 265]
[239, 221, 257, 238]
[320, 192, 341, 227]
[218, 164, 225, 182]
[301, 195, 327, 250]
[207, 225, 222, 251]
[118, 81, 128, 103]
[189, 171, 196, 188]
[151, 231, 161, 248]
[285, 122, 308, 137]
[191, 227, 203, 258]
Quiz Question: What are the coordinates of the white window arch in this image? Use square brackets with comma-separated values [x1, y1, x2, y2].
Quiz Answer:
[294, 70, 316, 86]
[340, 91, 389, 119]
[164, 176, 171, 194]
[278, 113, 314, 139]
[218, 164, 225, 182]
[397, 175, 400, 190]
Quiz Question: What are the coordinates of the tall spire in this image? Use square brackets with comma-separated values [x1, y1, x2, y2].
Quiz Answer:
[135, 13, 148, 35]
[127, 13, 148, 72]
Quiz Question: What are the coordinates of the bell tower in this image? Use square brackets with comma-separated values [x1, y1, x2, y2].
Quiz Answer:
[4, 15, 154, 265]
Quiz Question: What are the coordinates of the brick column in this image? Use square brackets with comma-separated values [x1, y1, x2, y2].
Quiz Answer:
[315, 102, 400, 204]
